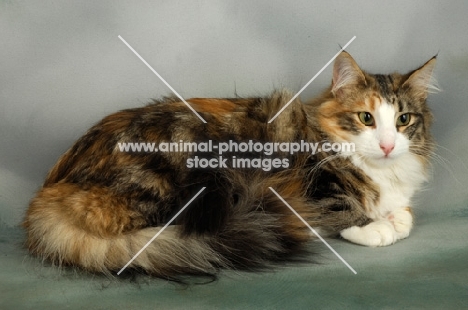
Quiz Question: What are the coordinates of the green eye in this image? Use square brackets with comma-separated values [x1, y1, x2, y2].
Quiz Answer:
[396, 113, 411, 126]
[358, 112, 374, 126]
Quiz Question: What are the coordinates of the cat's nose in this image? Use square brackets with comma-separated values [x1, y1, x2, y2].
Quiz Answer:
[380, 143, 395, 156]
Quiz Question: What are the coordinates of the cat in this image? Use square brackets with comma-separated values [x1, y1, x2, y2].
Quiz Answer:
[23, 51, 437, 279]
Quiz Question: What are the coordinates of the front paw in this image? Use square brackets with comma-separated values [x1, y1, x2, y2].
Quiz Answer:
[387, 207, 413, 240]
[340, 220, 397, 247]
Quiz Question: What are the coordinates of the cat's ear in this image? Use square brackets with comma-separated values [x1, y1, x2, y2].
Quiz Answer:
[332, 51, 366, 99]
[402, 56, 439, 99]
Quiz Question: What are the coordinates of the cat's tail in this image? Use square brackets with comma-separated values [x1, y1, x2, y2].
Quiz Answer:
[23, 173, 318, 278]
[23, 183, 225, 278]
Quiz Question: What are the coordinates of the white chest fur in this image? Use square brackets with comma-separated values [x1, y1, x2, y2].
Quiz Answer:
[351, 153, 427, 220]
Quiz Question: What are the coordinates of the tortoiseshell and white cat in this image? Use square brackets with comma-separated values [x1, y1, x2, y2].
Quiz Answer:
[24, 52, 437, 278]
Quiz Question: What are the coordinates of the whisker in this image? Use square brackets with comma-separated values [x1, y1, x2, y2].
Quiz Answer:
[410, 142, 465, 185]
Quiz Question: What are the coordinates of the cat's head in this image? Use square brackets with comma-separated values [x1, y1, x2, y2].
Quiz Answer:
[318, 51, 438, 167]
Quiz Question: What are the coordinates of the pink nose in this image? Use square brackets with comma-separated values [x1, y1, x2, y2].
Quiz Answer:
[380, 143, 395, 156]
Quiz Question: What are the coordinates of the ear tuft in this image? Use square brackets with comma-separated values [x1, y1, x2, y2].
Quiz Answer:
[402, 56, 440, 99]
[332, 52, 366, 97]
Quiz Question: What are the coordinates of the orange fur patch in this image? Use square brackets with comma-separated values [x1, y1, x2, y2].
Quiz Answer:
[187, 98, 238, 114]
[317, 100, 352, 141]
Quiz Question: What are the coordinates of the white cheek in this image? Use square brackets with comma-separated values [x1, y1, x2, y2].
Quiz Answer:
[351, 129, 381, 158]
[392, 133, 410, 156]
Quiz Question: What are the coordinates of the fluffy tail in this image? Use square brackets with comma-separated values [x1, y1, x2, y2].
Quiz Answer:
[24, 174, 318, 278]
[23, 183, 227, 278]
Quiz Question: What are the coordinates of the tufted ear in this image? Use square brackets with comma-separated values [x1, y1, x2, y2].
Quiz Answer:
[332, 51, 366, 99]
[402, 56, 439, 100]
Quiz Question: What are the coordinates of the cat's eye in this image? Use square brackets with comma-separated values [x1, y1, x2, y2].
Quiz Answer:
[396, 113, 411, 126]
[358, 112, 374, 126]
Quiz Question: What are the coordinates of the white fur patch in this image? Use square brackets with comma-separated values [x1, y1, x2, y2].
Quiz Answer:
[340, 207, 413, 247]
[341, 220, 396, 247]
[353, 152, 426, 219]
[388, 207, 414, 240]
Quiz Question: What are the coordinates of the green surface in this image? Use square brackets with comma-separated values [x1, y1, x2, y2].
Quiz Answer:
[1, 206, 467, 309]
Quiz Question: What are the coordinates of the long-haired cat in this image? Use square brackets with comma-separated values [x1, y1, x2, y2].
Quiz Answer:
[23, 52, 437, 279]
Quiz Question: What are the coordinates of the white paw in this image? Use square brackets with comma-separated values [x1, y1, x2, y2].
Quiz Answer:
[387, 207, 413, 240]
[340, 220, 397, 247]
